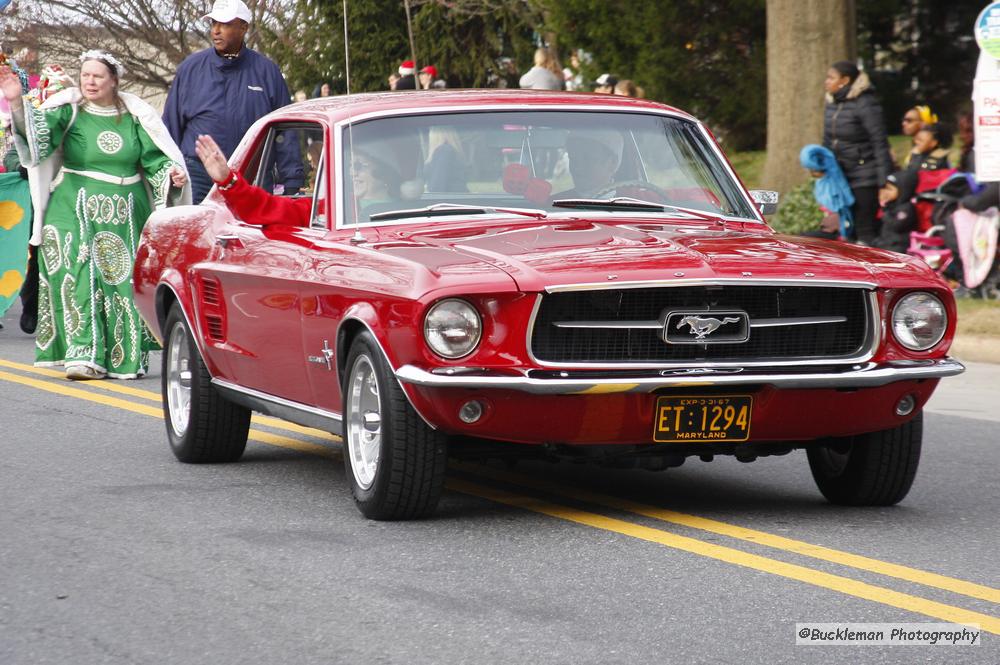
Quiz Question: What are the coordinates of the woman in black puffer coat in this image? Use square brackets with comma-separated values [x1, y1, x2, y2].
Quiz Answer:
[822, 61, 893, 245]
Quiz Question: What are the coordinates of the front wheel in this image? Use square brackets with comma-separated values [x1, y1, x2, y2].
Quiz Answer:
[162, 302, 250, 463]
[807, 412, 922, 506]
[343, 332, 447, 520]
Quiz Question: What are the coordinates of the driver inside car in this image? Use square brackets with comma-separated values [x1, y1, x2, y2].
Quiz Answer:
[554, 129, 625, 199]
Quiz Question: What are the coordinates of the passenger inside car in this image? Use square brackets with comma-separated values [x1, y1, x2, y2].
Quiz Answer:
[194, 133, 313, 226]
[424, 126, 468, 193]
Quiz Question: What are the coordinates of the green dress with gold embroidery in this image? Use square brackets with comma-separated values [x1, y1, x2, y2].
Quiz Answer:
[21, 101, 177, 378]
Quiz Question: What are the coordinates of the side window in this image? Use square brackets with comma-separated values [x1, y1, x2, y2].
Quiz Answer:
[246, 122, 323, 199]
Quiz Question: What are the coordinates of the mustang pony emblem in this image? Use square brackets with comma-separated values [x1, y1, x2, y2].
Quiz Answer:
[676, 315, 742, 339]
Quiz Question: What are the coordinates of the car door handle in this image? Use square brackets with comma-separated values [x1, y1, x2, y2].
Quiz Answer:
[215, 234, 244, 249]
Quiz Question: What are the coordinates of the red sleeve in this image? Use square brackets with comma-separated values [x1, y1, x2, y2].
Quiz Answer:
[218, 173, 312, 227]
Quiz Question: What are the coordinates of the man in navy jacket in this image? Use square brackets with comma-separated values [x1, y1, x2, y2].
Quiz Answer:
[163, 0, 303, 202]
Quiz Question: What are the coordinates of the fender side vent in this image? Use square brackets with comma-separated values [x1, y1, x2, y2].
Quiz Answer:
[198, 275, 226, 342]
[205, 315, 225, 342]
[201, 277, 221, 306]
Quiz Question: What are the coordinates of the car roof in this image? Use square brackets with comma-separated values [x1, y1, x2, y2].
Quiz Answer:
[282, 89, 697, 123]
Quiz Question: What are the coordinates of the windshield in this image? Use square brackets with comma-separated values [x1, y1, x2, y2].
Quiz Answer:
[340, 110, 757, 225]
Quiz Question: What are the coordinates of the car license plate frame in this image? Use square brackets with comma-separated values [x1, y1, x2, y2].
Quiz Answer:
[652, 394, 753, 443]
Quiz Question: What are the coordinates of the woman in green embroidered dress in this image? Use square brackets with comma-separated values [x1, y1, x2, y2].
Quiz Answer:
[1, 51, 190, 380]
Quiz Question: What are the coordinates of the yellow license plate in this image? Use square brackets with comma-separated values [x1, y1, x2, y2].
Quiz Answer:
[653, 395, 752, 443]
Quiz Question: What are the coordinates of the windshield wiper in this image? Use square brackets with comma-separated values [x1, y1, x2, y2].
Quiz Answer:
[369, 202, 547, 222]
[552, 197, 722, 220]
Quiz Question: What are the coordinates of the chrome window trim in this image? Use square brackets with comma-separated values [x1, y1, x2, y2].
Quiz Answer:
[524, 285, 881, 369]
[331, 105, 765, 231]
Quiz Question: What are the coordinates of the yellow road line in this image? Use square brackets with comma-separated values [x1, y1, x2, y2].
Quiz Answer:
[0, 369, 335, 458]
[448, 478, 1000, 634]
[2, 367, 997, 632]
[460, 463, 1000, 605]
[0, 358, 340, 442]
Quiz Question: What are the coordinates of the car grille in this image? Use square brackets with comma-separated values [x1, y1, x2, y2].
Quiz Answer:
[529, 285, 873, 364]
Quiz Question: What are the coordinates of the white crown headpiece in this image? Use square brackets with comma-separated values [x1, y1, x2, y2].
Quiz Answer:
[79, 50, 127, 77]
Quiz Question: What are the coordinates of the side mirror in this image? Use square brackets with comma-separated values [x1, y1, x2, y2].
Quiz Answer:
[749, 190, 779, 216]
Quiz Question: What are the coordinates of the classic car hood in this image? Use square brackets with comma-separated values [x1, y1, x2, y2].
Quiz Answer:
[388, 218, 933, 292]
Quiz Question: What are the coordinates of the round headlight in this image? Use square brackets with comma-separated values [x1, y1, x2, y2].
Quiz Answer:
[424, 299, 482, 359]
[892, 292, 947, 351]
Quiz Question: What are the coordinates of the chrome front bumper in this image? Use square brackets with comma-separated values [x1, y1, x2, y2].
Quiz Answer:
[395, 358, 965, 395]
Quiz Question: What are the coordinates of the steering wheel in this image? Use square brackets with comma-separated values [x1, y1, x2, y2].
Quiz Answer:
[593, 180, 671, 203]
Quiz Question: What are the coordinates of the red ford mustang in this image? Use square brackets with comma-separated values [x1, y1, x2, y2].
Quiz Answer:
[134, 90, 964, 520]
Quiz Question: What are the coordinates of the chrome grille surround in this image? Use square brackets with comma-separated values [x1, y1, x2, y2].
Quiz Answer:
[526, 280, 880, 369]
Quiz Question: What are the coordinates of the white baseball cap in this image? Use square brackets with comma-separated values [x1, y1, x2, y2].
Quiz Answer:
[203, 0, 252, 24]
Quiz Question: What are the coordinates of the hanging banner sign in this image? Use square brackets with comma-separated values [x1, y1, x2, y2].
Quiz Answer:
[975, 4, 1000, 181]
[974, 79, 1000, 182]
[976, 2, 1000, 59]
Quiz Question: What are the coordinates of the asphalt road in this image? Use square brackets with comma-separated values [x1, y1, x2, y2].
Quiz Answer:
[1, 305, 998, 665]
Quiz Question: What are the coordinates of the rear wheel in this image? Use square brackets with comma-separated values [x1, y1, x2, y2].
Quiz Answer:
[343, 332, 447, 520]
[162, 302, 250, 463]
[807, 413, 922, 506]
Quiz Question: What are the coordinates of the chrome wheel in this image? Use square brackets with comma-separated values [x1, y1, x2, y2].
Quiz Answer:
[166, 321, 192, 437]
[347, 354, 382, 490]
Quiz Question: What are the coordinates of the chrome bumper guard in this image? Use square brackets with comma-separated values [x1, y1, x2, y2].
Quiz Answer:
[395, 358, 965, 395]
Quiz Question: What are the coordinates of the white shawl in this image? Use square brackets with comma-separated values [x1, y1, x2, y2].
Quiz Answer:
[14, 88, 192, 245]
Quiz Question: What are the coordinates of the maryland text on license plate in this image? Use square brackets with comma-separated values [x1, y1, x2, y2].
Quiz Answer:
[653, 395, 752, 443]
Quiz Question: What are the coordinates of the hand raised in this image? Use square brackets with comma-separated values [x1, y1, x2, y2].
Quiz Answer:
[0, 67, 23, 102]
[194, 134, 232, 182]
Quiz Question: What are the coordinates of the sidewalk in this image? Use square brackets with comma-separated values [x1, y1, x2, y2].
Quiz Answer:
[950, 334, 1000, 364]
[925, 360, 1000, 423]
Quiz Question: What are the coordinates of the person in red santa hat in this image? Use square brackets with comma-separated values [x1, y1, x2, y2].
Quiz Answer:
[419, 64, 444, 90]
[395, 60, 417, 90]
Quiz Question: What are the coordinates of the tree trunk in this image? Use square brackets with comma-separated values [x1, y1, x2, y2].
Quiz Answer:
[761, 0, 856, 194]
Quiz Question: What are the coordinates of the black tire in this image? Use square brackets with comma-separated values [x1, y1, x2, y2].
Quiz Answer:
[807, 412, 922, 506]
[162, 302, 250, 463]
[342, 331, 447, 520]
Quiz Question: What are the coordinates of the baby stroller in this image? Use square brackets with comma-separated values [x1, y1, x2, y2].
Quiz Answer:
[905, 171, 1000, 298]
[950, 207, 1000, 299]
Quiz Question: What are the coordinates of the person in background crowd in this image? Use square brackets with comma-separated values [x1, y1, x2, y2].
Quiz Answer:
[614, 79, 639, 97]
[822, 60, 893, 245]
[799, 144, 854, 241]
[1, 51, 189, 380]
[593, 73, 618, 94]
[562, 50, 583, 91]
[418, 65, 436, 90]
[163, 0, 302, 202]
[519, 48, 563, 90]
[6, 63, 75, 335]
[395, 60, 417, 90]
[898, 105, 936, 166]
[873, 169, 919, 254]
[494, 57, 519, 89]
[387, 72, 400, 90]
[957, 110, 974, 173]
[312, 81, 332, 98]
[293, 89, 307, 103]
[907, 122, 952, 172]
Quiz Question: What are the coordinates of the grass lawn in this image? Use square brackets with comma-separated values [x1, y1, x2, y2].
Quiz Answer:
[956, 298, 1000, 336]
